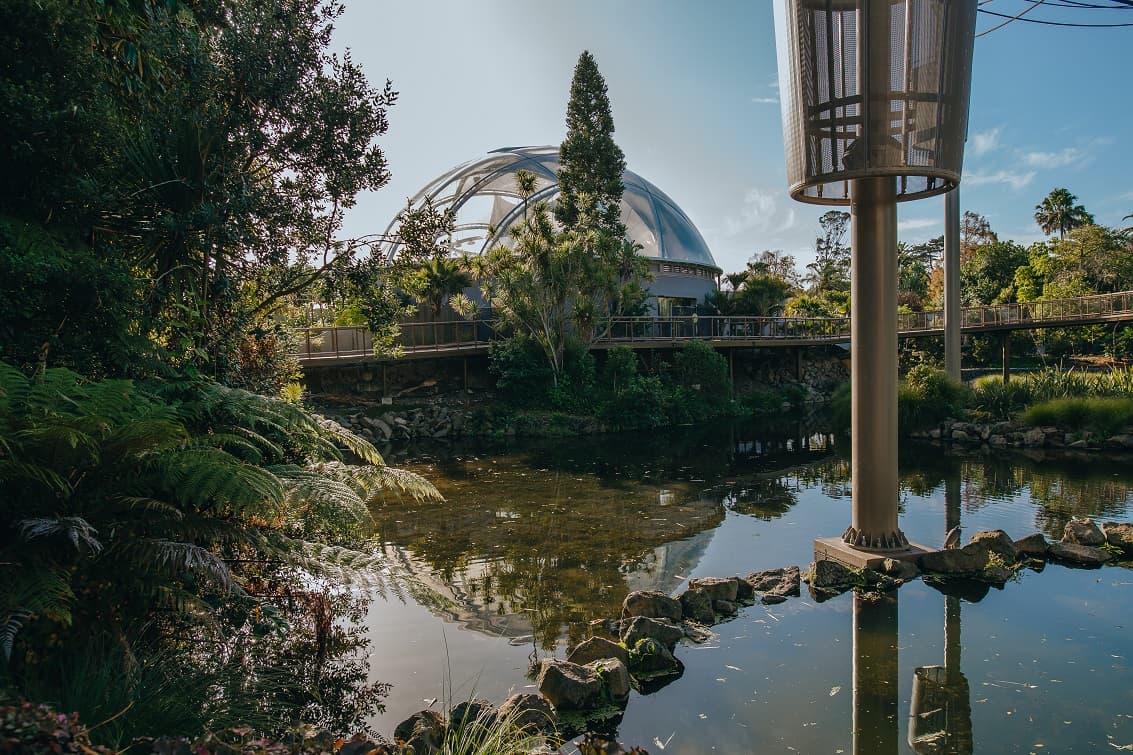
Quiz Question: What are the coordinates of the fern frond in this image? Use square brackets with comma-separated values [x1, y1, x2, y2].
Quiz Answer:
[125, 539, 237, 592]
[0, 610, 31, 662]
[114, 496, 185, 521]
[310, 461, 443, 503]
[17, 516, 102, 554]
[156, 448, 285, 515]
[270, 466, 368, 524]
[0, 460, 72, 497]
[100, 418, 189, 461]
[192, 432, 264, 464]
[318, 422, 385, 466]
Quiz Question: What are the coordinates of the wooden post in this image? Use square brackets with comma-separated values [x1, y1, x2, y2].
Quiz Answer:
[463, 357, 469, 392]
[382, 362, 387, 397]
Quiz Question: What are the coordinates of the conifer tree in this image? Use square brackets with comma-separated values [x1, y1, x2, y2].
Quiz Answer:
[556, 50, 627, 239]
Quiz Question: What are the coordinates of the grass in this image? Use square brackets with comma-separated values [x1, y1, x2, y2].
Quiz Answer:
[1022, 397, 1133, 437]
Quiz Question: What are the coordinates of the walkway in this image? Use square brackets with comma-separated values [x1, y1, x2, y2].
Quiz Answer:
[295, 289, 1133, 365]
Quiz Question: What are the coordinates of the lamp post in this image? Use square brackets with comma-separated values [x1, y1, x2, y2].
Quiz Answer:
[774, 0, 977, 565]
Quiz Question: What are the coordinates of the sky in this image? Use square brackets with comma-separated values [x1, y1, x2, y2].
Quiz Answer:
[331, 0, 1133, 276]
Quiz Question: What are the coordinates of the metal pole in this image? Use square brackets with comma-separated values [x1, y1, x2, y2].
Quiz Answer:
[846, 176, 906, 550]
[944, 188, 962, 381]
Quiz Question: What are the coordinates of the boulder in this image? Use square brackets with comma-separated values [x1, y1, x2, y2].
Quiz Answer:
[627, 637, 683, 677]
[1063, 517, 1106, 547]
[803, 560, 856, 593]
[686, 576, 740, 602]
[713, 599, 738, 617]
[678, 588, 715, 625]
[537, 660, 602, 710]
[881, 558, 921, 582]
[982, 564, 1015, 584]
[449, 698, 497, 733]
[1106, 434, 1133, 450]
[567, 637, 629, 667]
[968, 530, 1018, 563]
[393, 710, 445, 755]
[497, 693, 556, 734]
[621, 590, 682, 622]
[1102, 522, 1133, 552]
[680, 621, 715, 644]
[372, 418, 393, 440]
[339, 739, 395, 755]
[586, 657, 631, 700]
[734, 577, 755, 603]
[1013, 533, 1049, 558]
[760, 594, 788, 605]
[1047, 541, 1113, 566]
[919, 541, 990, 575]
[621, 616, 684, 651]
[745, 566, 801, 599]
[1023, 427, 1046, 447]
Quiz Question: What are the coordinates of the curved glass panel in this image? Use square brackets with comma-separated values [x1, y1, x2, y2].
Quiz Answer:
[385, 146, 718, 270]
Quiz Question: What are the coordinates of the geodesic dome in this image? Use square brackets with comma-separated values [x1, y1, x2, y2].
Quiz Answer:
[382, 146, 719, 271]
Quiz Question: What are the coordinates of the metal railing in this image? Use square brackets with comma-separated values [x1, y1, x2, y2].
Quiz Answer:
[293, 289, 1133, 363]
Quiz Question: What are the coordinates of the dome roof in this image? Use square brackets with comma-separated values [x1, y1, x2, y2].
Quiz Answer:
[384, 146, 718, 269]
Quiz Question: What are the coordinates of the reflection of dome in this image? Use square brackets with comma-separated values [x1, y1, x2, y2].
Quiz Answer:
[384, 146, 720, 312]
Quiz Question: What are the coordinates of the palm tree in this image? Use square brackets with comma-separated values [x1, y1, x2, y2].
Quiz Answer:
[514, 169, 539, 224]
[415, 256, 473, 344]
[1034, 188, 1095, 239]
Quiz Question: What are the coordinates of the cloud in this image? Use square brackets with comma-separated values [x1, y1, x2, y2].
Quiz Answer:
[752, 96, 779, 104]
[1022, 147, 1085, 169]
[970, 128, 1000, 157]
[965, 170, 1035, 190]
[1120, 190, 1133, 201]
[898, 218, 940, 232]
[724, 188, 796, 238]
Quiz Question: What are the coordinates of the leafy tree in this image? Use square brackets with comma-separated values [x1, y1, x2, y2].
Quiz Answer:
[807, 211, 851, 293]
[0, 1, 398, 389]
[961, 210, 998, 260]
[733, 275, 793, 317]
[960, 240, 1028, 306]
[747, 250, 801, 287]
[1035, 188, 1094, 239]
[480, 53, 648, 384]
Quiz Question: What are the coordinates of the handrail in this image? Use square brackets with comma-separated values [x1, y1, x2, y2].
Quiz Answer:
[292, 288, 1133, 363]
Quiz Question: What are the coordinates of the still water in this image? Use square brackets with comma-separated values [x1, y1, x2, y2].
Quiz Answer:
[364, 420, 1133, 753]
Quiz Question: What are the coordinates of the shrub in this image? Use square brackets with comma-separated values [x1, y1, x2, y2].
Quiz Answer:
[488, 335, 551, 406]
[900, 365, 969, 430]
[666, 341, 730, 422]
[969, 377, 1033, 420]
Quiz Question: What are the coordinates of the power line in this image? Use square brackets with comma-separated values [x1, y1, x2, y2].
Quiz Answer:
[979, 7, 1133, 28]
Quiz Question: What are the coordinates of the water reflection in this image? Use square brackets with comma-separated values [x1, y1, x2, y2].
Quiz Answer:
[375, 422, 1133, 652]
[853, 593, 900, 755]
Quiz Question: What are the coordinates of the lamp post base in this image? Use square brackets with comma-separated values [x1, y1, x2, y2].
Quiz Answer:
[814, 537, 933, 571]
[841, 525, 909, 550]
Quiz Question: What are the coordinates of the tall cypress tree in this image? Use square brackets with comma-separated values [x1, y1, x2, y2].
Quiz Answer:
[556, 50, 626, 239]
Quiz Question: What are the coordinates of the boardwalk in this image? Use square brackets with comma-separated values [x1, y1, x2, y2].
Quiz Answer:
[295, 289, 1133, 365]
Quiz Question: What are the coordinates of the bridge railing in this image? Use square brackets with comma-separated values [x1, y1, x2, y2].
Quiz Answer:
[293, 289, 1133, 361]
[602, 315, 850, 342]
[295, 320, 492, 361]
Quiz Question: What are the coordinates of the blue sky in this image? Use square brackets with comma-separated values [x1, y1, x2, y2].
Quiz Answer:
[333, 0, 1133, 275]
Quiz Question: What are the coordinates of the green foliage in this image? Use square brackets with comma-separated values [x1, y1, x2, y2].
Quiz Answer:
[1035, 188, 1094, 239]
[488, 335, 553, 407]
[901, 365, 970, 429]
[961, 240, 1028, 306]
[556, 50, 626, 239]
[830, 381, 851, 435]
[596, 348, 665, 430]
[1, 0, 399, 389]
[0, 216, 154, 378]
[665, 341, 731, 423]
[0, 363, 438, 742]
[1023, 397, 1133, 437]
[969, 377, 1034, 421]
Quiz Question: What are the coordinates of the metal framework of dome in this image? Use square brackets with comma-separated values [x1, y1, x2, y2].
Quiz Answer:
[382, 146, 718, 270]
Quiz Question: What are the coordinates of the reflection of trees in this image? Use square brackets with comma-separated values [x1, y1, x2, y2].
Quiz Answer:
[370, 464, 724, 650]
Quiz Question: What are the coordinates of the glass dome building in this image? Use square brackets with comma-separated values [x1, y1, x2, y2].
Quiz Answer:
[383, 146, 721, 315]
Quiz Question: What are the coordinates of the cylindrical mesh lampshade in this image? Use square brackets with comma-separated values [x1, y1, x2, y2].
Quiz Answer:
[775, 0, 977, 205]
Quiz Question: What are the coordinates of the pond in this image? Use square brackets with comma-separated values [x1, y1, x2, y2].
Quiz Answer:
[363, 419, 1133, 753]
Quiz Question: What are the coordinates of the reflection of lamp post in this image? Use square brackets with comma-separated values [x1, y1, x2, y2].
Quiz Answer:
[774, 0, 977, 565]
[852, 592, 900, 755]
